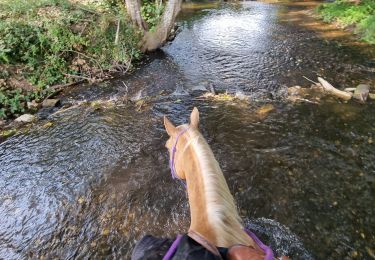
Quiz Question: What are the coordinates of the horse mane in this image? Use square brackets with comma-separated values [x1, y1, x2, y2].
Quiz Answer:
[185, 126, 250, 246]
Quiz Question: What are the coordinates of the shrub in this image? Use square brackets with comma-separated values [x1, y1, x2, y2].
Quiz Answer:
[0, 0, 142, 119]
[141, 0, 165, 31]
[316, 0, 375, 44]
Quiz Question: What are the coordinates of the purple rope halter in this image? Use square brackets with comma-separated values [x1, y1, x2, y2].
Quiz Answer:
[169, 127, 189, 184]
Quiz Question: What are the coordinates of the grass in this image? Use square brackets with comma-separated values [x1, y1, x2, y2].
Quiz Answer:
[316, 0, 375, 44]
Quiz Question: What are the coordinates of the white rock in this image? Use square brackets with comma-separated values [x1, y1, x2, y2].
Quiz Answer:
[353, 84, 370, 102]
[42, 99, 60, 108]
[15, 114, 36, 123]
[27, 100, 40, 109]
[191, 85, 207, 92]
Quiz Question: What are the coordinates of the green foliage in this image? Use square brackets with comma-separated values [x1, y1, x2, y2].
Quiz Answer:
[141, 0, 164, 30]
[0, 87, 52, 119]
[0, 1, 141, 87]
[316, 0, 375, 44]
[0, 0, 143, 118]
[359, 14, 375, 44]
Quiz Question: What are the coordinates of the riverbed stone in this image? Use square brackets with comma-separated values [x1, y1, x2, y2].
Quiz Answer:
[353, 84, 370, 102]
[42, 99, 60, 108]
[27, 100, 40, 109]
[15, 114, 36, 123]
[191, 85, 207, 92]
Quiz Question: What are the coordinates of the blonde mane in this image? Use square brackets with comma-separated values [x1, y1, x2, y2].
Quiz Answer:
[184, 126, 251, 247]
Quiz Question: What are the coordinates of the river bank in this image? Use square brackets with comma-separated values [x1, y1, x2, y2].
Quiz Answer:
[0, 0, 143, 122]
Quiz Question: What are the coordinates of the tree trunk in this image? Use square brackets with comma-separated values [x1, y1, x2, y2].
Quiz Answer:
[141, 0, 182, 51]
[124, 0, 182, 52]
[124, 0, 148, 31]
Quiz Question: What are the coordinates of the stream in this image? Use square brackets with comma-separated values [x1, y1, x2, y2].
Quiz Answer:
[1, 1, 375, 259]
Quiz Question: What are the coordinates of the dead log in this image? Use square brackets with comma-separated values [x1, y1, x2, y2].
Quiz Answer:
[317, 77, 352, 101]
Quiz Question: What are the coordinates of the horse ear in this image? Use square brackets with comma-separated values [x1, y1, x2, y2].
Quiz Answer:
[164, 116, 177, 136]
[190, 107, 199, 129]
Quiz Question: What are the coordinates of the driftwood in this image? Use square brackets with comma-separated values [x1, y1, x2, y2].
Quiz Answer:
[317, 77, 352, 101]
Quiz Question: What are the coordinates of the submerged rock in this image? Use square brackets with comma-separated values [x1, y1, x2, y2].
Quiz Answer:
[257, 104, 275, 115]
[15, 114, 36, 123]
[235, 91, 249, 101]
[191, 85, 207, 92]
[287, 85, 322, 103]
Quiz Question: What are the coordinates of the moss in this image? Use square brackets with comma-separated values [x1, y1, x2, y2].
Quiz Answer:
[0, 129, 17, 138]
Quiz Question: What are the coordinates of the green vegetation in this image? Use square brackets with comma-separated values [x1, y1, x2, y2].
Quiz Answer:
[0, 0, 143, 119]
[316, 0, 375, 44]
[141, 0, 165, 31]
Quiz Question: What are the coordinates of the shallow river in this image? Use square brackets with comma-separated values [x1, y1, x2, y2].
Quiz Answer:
[1, 1, 375, 259]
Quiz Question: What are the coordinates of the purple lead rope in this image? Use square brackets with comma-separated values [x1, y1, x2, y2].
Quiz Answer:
[244, 228, 274, 260]
[162, 234, 183, 260]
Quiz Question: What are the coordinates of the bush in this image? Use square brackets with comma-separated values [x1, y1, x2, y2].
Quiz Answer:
[141, 0, 164, 31]
[359, 14, 375, 44]
[316, 0, 375, 44]
[0, 0, 142, 119]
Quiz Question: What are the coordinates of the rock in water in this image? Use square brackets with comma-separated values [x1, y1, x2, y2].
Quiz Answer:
[15, 114, 36, 123]
[235, 91, 249, 101]
[353, 84, 370, 103]
[27, 100, 40, 109]
[42, 99, 60, 108]
[209, 83, 216, 95]
[191, 85, 207, 92]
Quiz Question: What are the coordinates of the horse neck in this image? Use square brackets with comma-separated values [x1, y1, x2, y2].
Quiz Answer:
[179, 130, 255, 248]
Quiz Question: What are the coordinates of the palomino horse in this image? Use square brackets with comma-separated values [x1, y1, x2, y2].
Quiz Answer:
[132, 108, 283, 260]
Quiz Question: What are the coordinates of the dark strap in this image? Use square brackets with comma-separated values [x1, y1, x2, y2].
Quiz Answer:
[188, 230, 223, 259]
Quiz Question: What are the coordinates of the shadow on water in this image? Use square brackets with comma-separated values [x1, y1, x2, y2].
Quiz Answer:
[1, 1, 375, 259]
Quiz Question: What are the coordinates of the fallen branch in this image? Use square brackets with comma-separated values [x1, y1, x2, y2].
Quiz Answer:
[317, 77, 352, 101]
[303, 76, 319, 85]
[115, 19, 120, 45]
[51, 79, 85, 90]
[63, 73, 93, 81]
